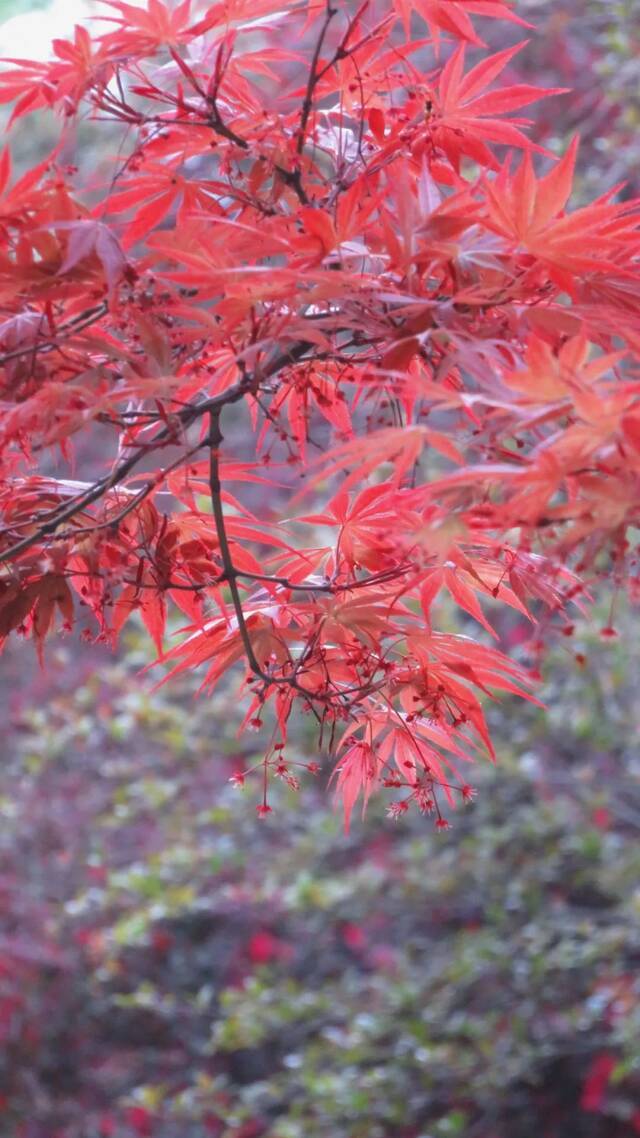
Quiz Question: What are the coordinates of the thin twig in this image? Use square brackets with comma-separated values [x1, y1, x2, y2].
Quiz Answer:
[0, 340, 316, 564]
[207, 406, 265, 676]
[0, 302, 109, 369]
[296, 2, 338, 158]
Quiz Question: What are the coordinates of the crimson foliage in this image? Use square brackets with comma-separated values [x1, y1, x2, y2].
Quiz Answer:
[0, 0, 639, 825]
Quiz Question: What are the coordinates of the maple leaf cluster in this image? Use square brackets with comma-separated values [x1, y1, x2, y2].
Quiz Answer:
[0, 0, 638, 828]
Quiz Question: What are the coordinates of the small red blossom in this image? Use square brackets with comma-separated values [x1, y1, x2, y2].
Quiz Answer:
[387, 800, 410, 819]
[591, 806, 611, 830]
[247, 930, 292, 964]
[341, 923, 367, 951]
[580, 1053, 616, 1112]
[151, 929, 174, 954]
[125, 1106, 154, 1137]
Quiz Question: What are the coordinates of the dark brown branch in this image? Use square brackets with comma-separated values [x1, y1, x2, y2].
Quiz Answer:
[44, 442, 204, 544]
[203, 40, 310, 205]
[233, 564, 411, 593]
[205, 397, 413, 696]
[0, 381, 250, 564]
[0, 339, 326, 569]
[207, 407, 267, 677]
[0, 302, 109, 369]
[296, 2, 338, 157]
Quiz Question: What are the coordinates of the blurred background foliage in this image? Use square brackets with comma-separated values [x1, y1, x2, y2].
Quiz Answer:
[1, 1, 640, 1136]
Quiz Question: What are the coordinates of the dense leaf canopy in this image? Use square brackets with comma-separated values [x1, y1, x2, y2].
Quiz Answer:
[0, 0, 639, 825]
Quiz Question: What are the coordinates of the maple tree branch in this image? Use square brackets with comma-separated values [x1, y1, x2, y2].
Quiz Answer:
[0, 384, 249, 564]
[91, 67, 313, 208]
[204, 381, 402, 698]
[0, 340, 317, 565]
[206, 404, 336, 698]
[44, 442, 205, 544]
[201, 47, 310, 205]
[234, 563, 411, 593]
[0, 447, 164, 565]
[315, 1, 366, 84]
[148, 110, 310, 205]
[0, 302, 109, 369]
[205, 392, 415, 701]
[0, 401, 235, 564]
[296, 1, 338, 157]
[206, 101, 250, 151]
[58, 481, 155, 541]
[207, 405, 266, 677]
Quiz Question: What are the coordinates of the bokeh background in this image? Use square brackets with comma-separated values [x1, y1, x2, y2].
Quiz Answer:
[1, 2, 639, 1136]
